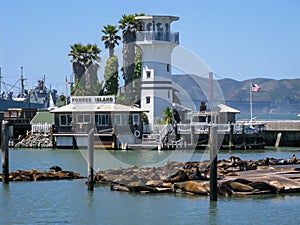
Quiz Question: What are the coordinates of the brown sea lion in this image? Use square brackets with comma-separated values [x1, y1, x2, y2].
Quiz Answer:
[110, 183, 130, 192]
[290, 154, 297, 164]
[248, 181, 277, 193]
[173, 181, 210, 195]
[225, 181, 254, 192]
[164, 170, 189, 183]
[269, 180, 285, 193]
[126, 180, 157, 193]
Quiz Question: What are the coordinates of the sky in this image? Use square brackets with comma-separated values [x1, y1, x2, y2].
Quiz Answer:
[1, 0, 300, 94]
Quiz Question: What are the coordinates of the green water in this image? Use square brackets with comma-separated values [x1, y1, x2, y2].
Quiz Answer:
[1, 148, 300, 224]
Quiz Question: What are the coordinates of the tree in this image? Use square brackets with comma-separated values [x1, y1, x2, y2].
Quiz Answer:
[118, 13, 144, 105]
[68, 43, 103, 96]
[101, 25, 121, 58]
[56, 94, 67, 107]
[101, 25, 120, 96]
[163, 107, 173, 124]
[103, 56, 119, 95]
[132, 46, 142, 105]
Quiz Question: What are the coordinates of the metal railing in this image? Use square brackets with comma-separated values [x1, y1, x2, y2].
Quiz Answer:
[136, 31, 179, 44]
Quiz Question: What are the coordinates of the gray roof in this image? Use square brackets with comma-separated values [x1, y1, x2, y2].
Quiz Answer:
[215, 104, 240, 113]
[50, 103, 148, 113]
[30, 111, 54, 124]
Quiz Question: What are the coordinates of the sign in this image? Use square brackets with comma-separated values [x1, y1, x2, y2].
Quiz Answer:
[71, 96, 115, 104]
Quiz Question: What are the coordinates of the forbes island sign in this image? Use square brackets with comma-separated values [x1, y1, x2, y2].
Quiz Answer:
[71, 96, 115, 104]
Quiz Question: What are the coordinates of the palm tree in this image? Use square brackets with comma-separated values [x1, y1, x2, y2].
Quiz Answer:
[101, 25, 120, 95]
[68, 43, 102, 95]
[118, 13, 144, 104]
[163, 107, 173, 124]
[101, 25, 121, 58]
[118, 14, 137, 87]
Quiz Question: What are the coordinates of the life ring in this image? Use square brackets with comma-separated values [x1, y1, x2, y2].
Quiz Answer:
[134, 130, 141, 138]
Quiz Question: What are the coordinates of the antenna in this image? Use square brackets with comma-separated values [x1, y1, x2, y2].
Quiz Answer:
[0, 67, 2, 96]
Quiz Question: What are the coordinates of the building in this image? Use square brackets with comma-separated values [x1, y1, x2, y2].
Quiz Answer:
[136, 15, 179, 130]
[51, 96, 147, 149]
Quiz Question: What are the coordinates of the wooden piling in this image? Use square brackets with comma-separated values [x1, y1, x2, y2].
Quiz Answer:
[229, 124, 234, 150]
[275, 132, 282, 148]
[210, 125, 218, 201]
[87, 127, 94, 191]
[2, 121, 9, 184]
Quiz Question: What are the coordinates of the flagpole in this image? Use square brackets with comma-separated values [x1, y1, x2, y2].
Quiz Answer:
[250, 81, 253, 125]
[65, 76, 68, 105]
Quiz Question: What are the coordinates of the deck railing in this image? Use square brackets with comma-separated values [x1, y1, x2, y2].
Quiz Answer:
[136, 31, 179, 44]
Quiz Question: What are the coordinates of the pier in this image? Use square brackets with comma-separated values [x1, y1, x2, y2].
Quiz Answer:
[249, 120, 300, 147]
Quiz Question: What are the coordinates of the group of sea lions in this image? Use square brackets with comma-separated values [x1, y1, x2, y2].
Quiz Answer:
[94, 154, 299, 195]
[0, 166, 83, 182]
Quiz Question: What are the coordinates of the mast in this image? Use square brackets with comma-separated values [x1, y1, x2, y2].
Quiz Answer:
[0, 67, 2, 96]
[250, 81, 253, 125]
[21, 66, 25, 98]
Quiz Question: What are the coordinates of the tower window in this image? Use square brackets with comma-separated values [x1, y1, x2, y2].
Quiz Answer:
[146, 96, 151, 104]
[167, 64, 170, 72]
[146, 71, 151, 78]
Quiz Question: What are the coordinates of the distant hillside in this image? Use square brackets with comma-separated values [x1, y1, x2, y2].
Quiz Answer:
[172, 75, 300, 114]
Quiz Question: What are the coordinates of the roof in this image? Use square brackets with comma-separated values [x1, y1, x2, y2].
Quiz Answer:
[189, 104, 240, 115]
[214, 104, 240, 113]
[50, 103, 148, 113]
[135, 15, 179, 21]
[30, 111, 54, 124]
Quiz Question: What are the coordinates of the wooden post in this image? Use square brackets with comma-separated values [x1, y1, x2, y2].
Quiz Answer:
[87, 127, 94, 191]
[210, 125, 218, 201]
[229, 124, 234, 150]
[242, 124, 247, 150]
[2, 121, 9, 184]
[190, 125, 194, 145]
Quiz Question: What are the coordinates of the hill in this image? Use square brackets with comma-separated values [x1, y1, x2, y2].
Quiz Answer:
[172, 75, 300, 114]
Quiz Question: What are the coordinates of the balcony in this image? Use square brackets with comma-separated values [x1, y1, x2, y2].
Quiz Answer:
[136, 31, 179, 44]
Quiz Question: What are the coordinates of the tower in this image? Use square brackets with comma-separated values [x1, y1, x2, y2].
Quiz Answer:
[135, 15, 179, 129]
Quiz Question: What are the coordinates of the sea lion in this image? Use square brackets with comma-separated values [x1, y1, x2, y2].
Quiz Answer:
[110, 183, 130, 192]
[126, 180, 157, 193]
[173, 181, 210, 195]
[248, 181, 277, 193]
[49, 166, 62, 172]
[164, 170, 189, 183]
[225, 181, 254, 192]
[269, 180, 285, 193]
[290, 154, 297, 164]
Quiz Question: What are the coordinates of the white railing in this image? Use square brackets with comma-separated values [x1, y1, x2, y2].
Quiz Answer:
[31, 123, 53, 133]
[158, 124, 173, 143]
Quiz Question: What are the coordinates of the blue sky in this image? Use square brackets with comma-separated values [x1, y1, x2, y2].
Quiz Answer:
[1, 0, 300, 93]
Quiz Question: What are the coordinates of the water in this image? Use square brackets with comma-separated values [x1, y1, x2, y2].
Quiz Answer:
[1, 148, 300, 224]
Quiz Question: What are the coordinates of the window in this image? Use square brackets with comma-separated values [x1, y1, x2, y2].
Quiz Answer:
[115, 114, 127, 125]
[146, 96, 151, 104]
[167, 64, 170, 72]
[77, 114, 91, 123]
[132, 114, 140, 126]
[96, 114, 110, 126]
[59, 114, 72, 126]
[146, 71, 151, 78]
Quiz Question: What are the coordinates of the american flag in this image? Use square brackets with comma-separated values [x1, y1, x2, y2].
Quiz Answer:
[252, 83, 261, 92]
[66, 76, 69, 86]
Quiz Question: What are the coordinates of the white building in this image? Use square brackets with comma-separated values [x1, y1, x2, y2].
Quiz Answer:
[135, 15, 179, 130]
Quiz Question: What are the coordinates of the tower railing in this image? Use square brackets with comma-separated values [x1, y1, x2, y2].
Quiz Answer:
[136, 31, 179, 44]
